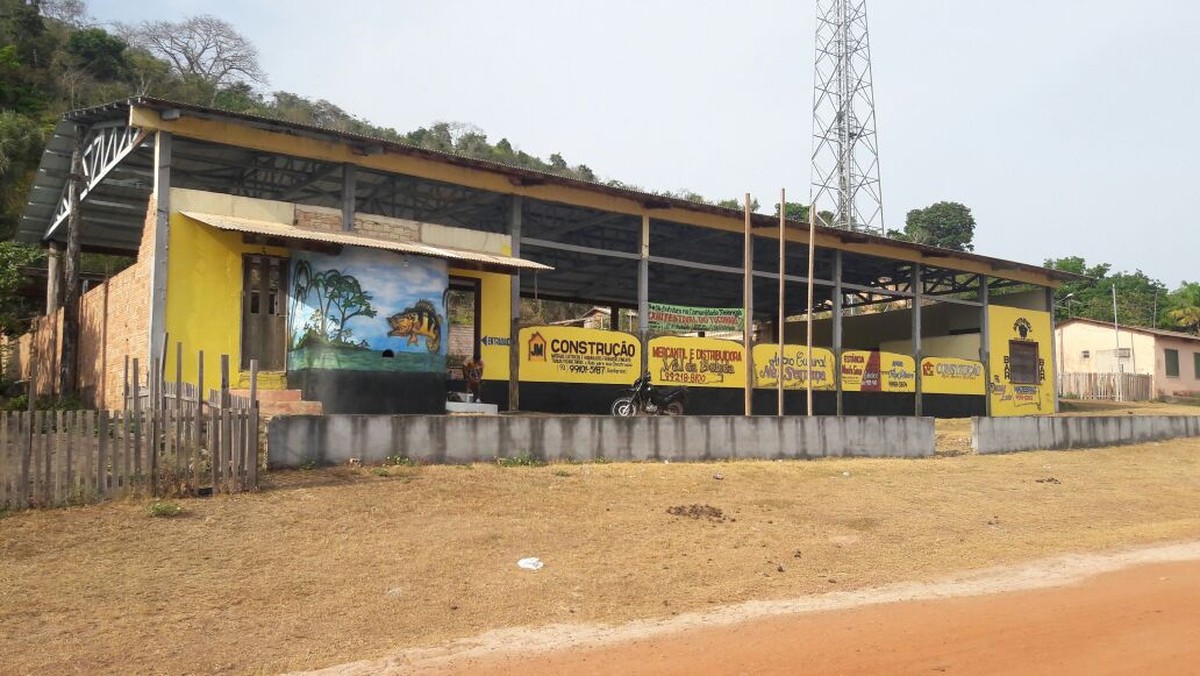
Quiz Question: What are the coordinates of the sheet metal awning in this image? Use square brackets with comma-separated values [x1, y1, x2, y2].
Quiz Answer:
[180, 211, 552, 273]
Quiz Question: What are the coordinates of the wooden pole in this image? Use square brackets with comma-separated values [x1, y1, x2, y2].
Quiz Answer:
[806, 204, 818, 416]
[743, 193, 754, 417]
[777, 188, 786, 416]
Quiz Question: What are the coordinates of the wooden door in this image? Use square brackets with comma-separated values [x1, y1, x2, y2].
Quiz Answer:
[241, 255, 288, 370]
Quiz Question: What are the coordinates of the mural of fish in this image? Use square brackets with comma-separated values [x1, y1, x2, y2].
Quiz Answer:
[387, 299, 442, 353]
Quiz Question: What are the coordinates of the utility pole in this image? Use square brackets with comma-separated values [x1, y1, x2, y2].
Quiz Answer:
[810, 0, 885, 235]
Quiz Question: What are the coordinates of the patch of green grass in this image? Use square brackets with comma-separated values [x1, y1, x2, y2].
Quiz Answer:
[299, 459, 318, 471]
[371, 468, 390, 477]
[383, 454, 416, 467]
[495, 452, 545, 468]
[146, 501, 185, 518]
[552, 469, 572, 477]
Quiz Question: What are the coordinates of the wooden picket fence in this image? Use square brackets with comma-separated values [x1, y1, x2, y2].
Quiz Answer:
[1060, 371, 1153, 402]
[0, 349, 259, 511]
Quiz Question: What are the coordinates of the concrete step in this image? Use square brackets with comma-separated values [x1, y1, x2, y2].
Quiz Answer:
[261, 400, 324, 416]
[230, 388, 303, 402]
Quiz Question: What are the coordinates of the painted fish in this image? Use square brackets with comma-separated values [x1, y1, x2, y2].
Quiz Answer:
[387, 299, 442, 352]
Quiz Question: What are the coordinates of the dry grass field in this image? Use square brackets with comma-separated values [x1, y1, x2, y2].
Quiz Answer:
[3, 409, 1200, 674]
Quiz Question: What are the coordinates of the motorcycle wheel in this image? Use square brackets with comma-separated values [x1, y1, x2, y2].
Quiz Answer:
[663, 401, 685, 416]
[611, 397, 637, 416]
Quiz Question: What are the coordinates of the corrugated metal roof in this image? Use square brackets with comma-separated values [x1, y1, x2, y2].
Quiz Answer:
[180, 211, 552, 272]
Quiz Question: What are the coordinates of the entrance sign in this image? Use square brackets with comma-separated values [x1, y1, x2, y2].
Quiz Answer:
[921, 357, 985, 395]
[752, 345, 836, 390]
[648, 336, 746, 387]
[647, 303, 745, 333]
[518, 326, 639, 384]
[841, 351, 916, 392]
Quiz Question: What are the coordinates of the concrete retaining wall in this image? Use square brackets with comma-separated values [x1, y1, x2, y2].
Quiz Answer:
[267, 415, 936, 467]
[973, 416, 1200, 454]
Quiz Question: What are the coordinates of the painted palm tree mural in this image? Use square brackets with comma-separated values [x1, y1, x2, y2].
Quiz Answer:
[290, 260, 378, 348]
[287, 248, 449, 372]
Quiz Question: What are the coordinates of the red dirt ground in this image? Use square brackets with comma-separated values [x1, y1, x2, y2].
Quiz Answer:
[437, 560, 1200, 675]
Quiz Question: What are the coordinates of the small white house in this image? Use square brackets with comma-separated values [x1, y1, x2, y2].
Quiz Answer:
[1056, 318, 1200, 399]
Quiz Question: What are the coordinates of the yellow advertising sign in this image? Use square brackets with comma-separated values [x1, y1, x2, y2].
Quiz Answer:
[752, 345, 836, 390]
[648, 336, 746, 387]
[988, 306, 1053, 415]
[920, 357, 985, 395]
[518, 326, 640, 384]
[841, 351, 916, 393]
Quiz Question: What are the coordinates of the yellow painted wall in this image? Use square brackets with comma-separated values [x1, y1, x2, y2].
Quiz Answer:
[165, 209, 287, 393]
[988, 306, 1054, 415]
[648, 336, 746, 387]
[518, 326, 640, 384]
[450, 268, 512, 380]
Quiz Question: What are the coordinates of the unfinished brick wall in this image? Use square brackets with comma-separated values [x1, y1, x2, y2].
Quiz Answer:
[294, 205, 420, 241]
[6, 198, 156, 409]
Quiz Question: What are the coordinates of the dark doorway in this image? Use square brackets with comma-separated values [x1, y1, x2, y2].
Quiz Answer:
[446, 277, 481, 382]
[241, 255, 289, 370]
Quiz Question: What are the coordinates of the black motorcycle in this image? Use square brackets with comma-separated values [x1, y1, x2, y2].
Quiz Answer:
[610, 372, 688, 416]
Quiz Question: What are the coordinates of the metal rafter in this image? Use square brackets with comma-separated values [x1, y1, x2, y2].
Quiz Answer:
[44, 123, 150, 240]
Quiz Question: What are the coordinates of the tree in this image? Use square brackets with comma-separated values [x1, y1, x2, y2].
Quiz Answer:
[718, 197, 759, 211]
[1043, 256, 1168, 328]
[121, 14, 265, 102]
[65, 28, 128, 80]
[891, 201, 976, 251]
[1164, 282, 1200, 334]
[0, 241, 46, 335]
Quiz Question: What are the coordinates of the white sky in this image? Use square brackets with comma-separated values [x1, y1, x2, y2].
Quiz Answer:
[90, 0, 1200, 288]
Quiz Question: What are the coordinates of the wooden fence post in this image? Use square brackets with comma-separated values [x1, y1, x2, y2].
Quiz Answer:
[249, 359, 259, 490]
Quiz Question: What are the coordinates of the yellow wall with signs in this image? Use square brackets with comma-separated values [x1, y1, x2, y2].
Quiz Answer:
[518, 326, 640, 384]
[450, 268, 512, 380]
[647, 336, 746, 388]
[988, 306, 1054, 415]
[920, 357, 985, 395]
[752, 345, 836, 390]
[841, 351, 916, 392]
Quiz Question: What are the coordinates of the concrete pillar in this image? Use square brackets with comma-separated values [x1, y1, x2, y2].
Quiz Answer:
[148, 131, 172, 370]
[912, 264, 923, 417]
[508, 196, 522, 411]
[638, 214, 649, 374]
[833, 250, 844, 416]
[45, 240, 63, 315]
[979, 275, 991, 417]
[341, 163, 356, 232]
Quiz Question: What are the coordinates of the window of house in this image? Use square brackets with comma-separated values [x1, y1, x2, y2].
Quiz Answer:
[1009, 341, 1040, 384]
[1164, 348, 1180, 377]
[1194, 352, 1200, 380]
[1081, 350, 1090, 359]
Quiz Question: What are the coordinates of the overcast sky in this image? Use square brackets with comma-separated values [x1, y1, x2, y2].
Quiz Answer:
[90, 0, 1199, 288]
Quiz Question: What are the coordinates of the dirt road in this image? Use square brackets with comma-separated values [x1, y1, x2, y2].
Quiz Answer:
[303, 544, 1198, 676]
[440, 560, 1200, 675]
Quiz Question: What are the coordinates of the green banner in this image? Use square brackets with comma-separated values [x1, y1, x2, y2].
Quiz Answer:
[647, 303, 745, 332]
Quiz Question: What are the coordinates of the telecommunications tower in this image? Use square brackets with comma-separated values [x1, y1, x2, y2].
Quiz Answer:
[810, 0, 884, 234]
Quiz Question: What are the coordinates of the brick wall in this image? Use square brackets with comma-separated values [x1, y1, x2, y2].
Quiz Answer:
[7, 198, 155, 409]
[294, 205, 420, 241]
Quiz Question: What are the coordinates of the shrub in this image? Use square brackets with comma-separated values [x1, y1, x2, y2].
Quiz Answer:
[146, 501, 185, 518]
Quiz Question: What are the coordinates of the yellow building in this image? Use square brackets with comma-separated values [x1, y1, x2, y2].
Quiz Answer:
[14, 98, 1074, 416]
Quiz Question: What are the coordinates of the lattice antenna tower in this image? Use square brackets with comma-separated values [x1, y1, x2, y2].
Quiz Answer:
[810, 0, 884, 234]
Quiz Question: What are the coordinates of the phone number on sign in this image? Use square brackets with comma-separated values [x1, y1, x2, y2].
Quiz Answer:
[563, 363, 608, 375]
[660, 371, 710, 384]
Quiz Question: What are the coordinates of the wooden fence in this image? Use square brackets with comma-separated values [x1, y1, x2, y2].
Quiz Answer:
[1060, 371, 1154, 402]
[0, 349, 259, 511]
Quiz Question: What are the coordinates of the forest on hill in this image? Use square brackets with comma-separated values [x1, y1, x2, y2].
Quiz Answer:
[1, 0, 1196, 337]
